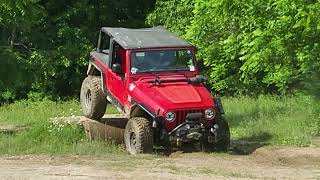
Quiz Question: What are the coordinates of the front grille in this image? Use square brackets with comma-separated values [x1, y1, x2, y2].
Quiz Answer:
[174, 109, 203, 125]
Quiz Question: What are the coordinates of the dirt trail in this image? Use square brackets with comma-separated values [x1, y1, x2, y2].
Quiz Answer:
[0, 147, 319, 180]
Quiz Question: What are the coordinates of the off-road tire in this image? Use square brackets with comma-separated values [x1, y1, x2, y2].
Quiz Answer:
[203, 116, 230, 152]
[214, 116, 230, 151]
[80, 76, 107, 120]
[124, 117, 153, 155]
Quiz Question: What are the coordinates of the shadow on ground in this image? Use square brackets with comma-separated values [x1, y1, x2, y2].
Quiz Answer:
[100, 117, 128, 128]
[153, 132, 272, 156]
[229, 132, 272, 155]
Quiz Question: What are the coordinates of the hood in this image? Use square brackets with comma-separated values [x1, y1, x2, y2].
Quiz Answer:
[129, 80, 214, 113]
[153, 85, 201, 104]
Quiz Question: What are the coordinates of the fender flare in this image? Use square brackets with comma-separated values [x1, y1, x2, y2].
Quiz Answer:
[129, 101, 156, 119]
[87, 61, 107, 94]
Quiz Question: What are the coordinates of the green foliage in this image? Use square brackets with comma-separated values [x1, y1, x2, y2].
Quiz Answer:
[1, 0, 320, 100]
[147, 0, 194, 36]
[0, 0, 155, 103]
[0, 0, 45, 31]
[0, 49, 32, 102]
[149, 0, 320, 95]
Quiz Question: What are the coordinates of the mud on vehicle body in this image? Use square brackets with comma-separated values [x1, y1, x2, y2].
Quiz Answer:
[80, 27, 230, 154]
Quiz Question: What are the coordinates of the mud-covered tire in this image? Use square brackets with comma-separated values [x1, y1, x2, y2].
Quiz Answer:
[124, 117, 153, 155]
[80, 76, 107, 120]
[214, 116, 230, 151]
[202, 116, 230, 152]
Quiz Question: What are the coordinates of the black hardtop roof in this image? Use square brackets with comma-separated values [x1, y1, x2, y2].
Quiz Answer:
[101, 27, 193, 49]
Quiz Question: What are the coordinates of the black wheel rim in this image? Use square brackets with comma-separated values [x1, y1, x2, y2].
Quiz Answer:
[85, 89, 92, 109]
[129, 132, 137, 153]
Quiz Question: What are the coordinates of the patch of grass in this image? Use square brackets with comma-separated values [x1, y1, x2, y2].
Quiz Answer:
[224, 95, 320, 146]
[0, 100, 81, 125]
[106, 104, 119, 114]
[0, 95, 319, 155]
[0, 99, 123, 155]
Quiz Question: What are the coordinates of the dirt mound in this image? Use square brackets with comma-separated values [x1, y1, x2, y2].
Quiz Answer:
[253, 147, 320, 166]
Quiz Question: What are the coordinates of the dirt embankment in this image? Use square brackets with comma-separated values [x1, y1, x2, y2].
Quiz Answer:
[0, 147, 319, 180]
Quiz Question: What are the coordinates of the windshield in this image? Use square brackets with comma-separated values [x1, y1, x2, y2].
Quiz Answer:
[130, 49, 195, 74]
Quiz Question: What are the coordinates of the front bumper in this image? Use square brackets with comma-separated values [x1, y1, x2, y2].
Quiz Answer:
[168, 120, 218, 146]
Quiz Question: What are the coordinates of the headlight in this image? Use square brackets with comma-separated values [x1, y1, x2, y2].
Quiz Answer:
[165, 112, 176, 121]
[205, 109, 215, 120]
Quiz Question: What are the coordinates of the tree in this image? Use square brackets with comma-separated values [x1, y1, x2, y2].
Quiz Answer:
[149, 0, 320, 95]
[0, 0, 45, 102]
[0, 0, 156, 103]
[147, 0, 194, 36]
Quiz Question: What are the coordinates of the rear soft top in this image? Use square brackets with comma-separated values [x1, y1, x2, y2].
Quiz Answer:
[101, 27, 193, 49]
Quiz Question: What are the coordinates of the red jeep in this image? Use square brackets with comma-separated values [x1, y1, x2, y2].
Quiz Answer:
[80, 27, 230, 154]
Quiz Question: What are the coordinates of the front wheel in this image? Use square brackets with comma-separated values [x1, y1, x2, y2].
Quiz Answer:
[202, 116, 230, 152]
[124, 117, 153, 155]
[80, 76, 107, 120]
[214, 116, 230, 151]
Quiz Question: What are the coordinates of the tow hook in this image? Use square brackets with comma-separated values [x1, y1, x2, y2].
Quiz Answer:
[211, 124, 219, 143]
[177, 138, 182, 146]
[152, 120, 157, 128]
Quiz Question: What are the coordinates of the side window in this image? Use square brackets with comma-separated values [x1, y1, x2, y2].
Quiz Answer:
[111, 43, 126, 76]
[98, 32, 110, 52]
[95, 32, 111, 66]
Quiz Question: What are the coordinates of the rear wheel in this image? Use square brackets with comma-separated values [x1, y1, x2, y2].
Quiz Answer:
[124, 117, 153, 154]
[80, 76, 107, 120]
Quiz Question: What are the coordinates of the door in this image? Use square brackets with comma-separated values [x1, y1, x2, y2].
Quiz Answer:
[106, 42, 127, 106]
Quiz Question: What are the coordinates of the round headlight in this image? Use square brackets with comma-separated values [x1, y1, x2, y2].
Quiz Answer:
[165, 112, 176, 121]
[205, 109, 215, 120]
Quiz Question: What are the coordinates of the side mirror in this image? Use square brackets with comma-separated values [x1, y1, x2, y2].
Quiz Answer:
[112, 63, 122, 74]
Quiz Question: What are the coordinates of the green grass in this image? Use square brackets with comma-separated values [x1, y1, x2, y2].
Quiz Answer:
[0, 95, 319, 155]
[0, 100, 122, 155]
[224, 95, 320, 146]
